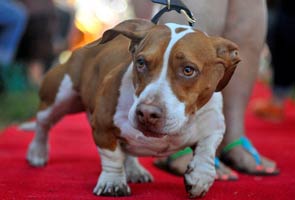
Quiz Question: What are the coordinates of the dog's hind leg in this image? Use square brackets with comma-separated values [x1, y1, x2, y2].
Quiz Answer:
[124, 155, 153, 183]
[27, 73, 84, 167]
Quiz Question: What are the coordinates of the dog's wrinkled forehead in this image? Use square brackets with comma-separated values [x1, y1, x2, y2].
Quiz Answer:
[132, 23, 195, 96]
[129, 23, 196, 134]
[159, 23, 194, 78]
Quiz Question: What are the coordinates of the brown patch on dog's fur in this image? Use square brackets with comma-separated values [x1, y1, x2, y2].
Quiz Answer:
[37, 35, 133, 151]
[91, 62, 130, 150]
[168, 31, 238, 115]
[175, 27, 187, 33]
[82, 36, 132, 150]
[132, 26, 171, 97]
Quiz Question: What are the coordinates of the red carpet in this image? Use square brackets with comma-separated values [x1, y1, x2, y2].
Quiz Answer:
[1, 82, 295, 200]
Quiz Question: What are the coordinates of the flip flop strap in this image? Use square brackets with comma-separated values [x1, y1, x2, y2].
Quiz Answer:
[170, 147, 192, 160]
[168, 147, 221, 168]
[222, 136, 262, 165]
[215, 157, 221, 168]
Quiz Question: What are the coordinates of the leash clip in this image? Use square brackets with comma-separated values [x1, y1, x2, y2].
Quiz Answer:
[151, 0, 196, 27]
[167, 0, 171, 10]
[180, 9, 196, 25]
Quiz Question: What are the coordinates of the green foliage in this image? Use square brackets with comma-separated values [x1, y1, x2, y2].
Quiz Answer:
[0, 64, 39, 130]
[0, 89, 39, 130]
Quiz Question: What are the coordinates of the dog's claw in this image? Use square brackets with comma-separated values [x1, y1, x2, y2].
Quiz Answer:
[184, 177, 209, 198]
[125, 162, 154, 183]
[127, 170, 153, 183]
[93, 154, 132, 196]
[93, 187, 102, 196]
[93, 182, 130, 197]
[184, 165, 214, 198]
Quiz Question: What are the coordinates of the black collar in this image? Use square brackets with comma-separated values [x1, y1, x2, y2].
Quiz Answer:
[151, 0, 196, 26]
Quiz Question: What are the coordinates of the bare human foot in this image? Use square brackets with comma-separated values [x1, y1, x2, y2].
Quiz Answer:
[154, 152, 193, 176]
[215, 157, 238, 180]
[219, 144, 279, 175]
[154, 153, 238, 181]
[217, 136, 279, 175]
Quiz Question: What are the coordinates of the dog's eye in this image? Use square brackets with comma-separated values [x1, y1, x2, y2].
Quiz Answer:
[135, 57, 147, 72]
[183, 66, 197, 77]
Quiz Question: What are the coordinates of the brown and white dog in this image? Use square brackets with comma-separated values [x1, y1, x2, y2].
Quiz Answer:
[25, 19, 240, 198]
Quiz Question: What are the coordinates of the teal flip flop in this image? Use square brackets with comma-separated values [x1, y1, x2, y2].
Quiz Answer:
[220, 136, 279, 175]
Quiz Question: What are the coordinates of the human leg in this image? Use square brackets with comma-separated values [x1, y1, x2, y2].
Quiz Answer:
[218, 0, 278, 174]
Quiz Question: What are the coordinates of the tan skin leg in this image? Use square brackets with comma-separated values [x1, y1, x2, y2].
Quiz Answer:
[218, 0, 277, 174]
[131, 0, 153, 19]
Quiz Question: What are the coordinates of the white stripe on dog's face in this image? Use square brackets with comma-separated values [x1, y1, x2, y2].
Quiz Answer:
[129, 23, 194, 135]
[159, 23, 195, 82]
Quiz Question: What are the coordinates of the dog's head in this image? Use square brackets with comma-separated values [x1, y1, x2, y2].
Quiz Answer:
[101, 19, 240, 138]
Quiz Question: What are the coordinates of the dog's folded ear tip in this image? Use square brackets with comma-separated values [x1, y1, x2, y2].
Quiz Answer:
[232, 50, 239, 56]
[231, 50, 242, 66]
[98, 19, 155, 45]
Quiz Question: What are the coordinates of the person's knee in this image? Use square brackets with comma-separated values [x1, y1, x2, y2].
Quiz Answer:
[224, 1, 267, 54]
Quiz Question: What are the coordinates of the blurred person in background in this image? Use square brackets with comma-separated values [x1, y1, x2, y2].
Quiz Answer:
[0, 0, 27, 92]
[0, 0, 75, 130]
[16, 0, 74, 87]
[253, 0, 295, 121]
[131, 0, 279, 180]
[16, 0, 56, 86]
[52, 0, 75, 54]
[0, 0, 27, 67]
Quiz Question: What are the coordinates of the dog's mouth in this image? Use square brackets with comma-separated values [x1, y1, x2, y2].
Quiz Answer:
[141, 130, 167, 138]
[137, 126, 167, 138]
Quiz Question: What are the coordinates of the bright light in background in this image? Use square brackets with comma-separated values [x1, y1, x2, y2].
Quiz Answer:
[75, 0, 103, 34]
[110, 0, 128, 13]
[58, 0, 133, 61]
[75, 0, 130, 34]
[95, 0, 128, 24]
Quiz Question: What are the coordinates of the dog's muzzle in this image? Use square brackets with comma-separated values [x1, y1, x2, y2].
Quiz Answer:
[135, 103, 166, 138]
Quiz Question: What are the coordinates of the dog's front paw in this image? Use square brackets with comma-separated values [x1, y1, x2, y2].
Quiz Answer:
[93, 171, 131, 197]
[26, 140, 48, 167]
[184, 164, 215, 198]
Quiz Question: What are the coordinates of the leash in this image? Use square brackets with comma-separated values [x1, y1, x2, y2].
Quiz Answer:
[150, 0, 196, 26]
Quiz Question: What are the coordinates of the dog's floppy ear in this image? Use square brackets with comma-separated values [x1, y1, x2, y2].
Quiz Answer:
[100, 19, 155, 53]
[212, 37, 241, 91]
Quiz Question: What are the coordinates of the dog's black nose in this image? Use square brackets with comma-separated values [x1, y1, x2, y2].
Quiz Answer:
[136, 104, 163, 126]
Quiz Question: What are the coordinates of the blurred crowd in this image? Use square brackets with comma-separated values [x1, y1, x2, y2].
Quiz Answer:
[0, 0, 132, 93]
[0, 0, 76, 91]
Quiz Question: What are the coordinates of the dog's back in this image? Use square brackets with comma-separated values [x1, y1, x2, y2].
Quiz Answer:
[39, 35, 132, 112]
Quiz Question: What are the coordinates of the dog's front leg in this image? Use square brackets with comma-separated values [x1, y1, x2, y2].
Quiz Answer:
[93, 144, 130, 196]
[184, 134, 223, 198]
